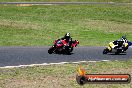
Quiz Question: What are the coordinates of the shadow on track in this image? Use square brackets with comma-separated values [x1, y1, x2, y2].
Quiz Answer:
[48, 52, 74, 55]
[107, 53, 126, 55]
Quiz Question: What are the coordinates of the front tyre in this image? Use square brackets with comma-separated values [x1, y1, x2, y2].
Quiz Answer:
[103, 49, 108, 54]
[48, 46, 55, 54]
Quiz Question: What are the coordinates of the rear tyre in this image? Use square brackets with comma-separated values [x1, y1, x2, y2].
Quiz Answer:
[63, 46, 71, 55]
[63, 49, 71, 55]
[69, 47, 73, 52]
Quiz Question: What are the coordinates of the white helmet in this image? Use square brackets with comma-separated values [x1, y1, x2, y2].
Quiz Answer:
[65, 33, 70, 37]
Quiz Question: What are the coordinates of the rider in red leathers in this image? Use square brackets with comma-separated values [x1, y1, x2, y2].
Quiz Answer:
[60, 33, 72, 46]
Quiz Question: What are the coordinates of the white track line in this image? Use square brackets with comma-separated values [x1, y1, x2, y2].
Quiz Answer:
[1, 2, 132, 5]
[101, 60, 110, 62]
[0, 60, 112, 68]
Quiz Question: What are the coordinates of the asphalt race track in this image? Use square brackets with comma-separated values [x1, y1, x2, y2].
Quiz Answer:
[0, 46, 132, 67]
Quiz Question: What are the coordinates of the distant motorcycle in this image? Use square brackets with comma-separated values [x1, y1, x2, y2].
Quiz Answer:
[48, 39, 79, 54]
[103, 40, 129, 54]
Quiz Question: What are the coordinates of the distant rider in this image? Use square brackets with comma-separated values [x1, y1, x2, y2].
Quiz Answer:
[113, 36, 128, 51]
[117, 36, 127, 43]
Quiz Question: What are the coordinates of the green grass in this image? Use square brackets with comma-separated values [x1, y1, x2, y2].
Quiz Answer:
[0, 4, 132, 46]
[0, 60, 132, 88]
[0, 0, 132, 3]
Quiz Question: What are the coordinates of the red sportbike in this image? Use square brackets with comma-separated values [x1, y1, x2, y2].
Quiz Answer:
[48, 39, 79, 54]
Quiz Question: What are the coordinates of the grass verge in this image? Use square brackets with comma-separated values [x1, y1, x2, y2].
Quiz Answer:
[0, 0, 132, 3]
[0, 5, 132, 46]
[0, 59, 132, 88]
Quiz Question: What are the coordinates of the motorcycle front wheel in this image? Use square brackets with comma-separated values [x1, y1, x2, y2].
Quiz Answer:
[48, 46, 55, 54]
[103, 49, 108, 54]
